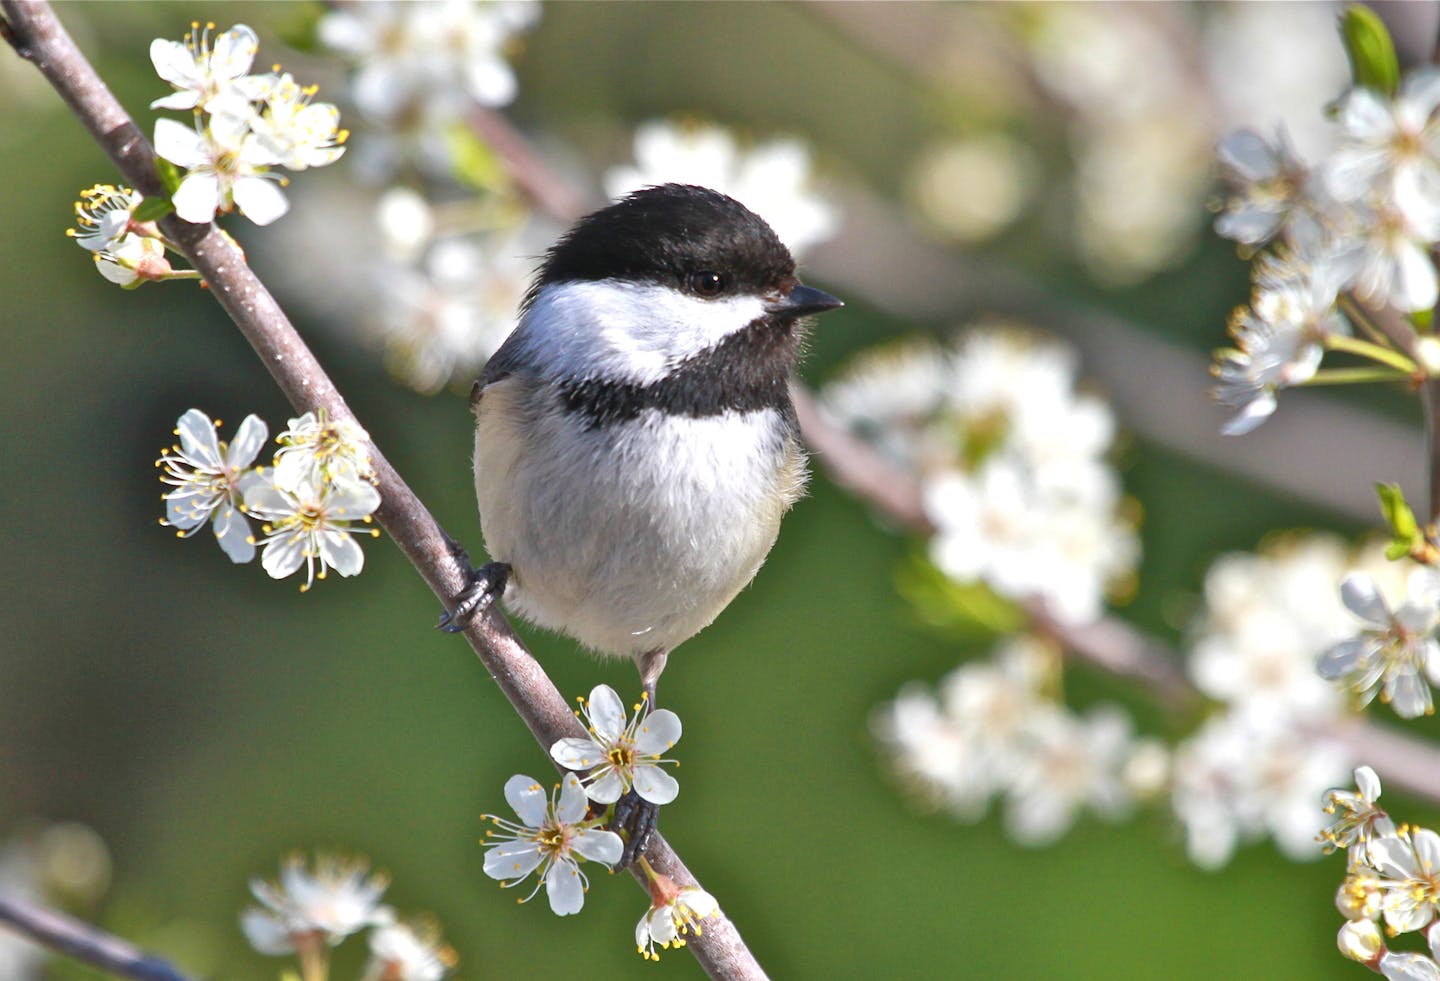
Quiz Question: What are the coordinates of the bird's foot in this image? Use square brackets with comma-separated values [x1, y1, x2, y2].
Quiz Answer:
[436, 535, 509, 632]
[609, 789, 660, 869]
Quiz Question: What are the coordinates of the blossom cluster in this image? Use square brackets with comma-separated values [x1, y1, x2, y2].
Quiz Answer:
[267, 0, 836, 393]
[152, 22, 346, 226]
[1322, 767, 1440, 981]
[873, 636, 1160, 847]
[67, 22, 347, 288]
[478, 685, 706, 959]
[1209, 64, 1440, 434]
[241, 852, 455, 981]
[820, 325, 1138, 625]
[157, 408, 380, 590]
[1174, 533, 1440, 869]
[318, 0, 540, 180]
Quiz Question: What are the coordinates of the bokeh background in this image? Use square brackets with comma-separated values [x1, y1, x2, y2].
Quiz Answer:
[4, 2, 1440, 978]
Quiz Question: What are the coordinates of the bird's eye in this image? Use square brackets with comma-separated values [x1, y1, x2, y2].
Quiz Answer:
[688, 270, 727, 297]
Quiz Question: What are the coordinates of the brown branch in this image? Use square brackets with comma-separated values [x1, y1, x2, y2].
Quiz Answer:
[0, 4, 764, 977]
[0, 895, 193, 981]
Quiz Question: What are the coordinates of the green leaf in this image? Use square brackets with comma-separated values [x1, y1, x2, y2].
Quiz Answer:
[1377, 482, 1418, 538]
[895, 552, 1025, 640]
[443, 122, 507, 192]
[1413, 308, 1434, 334]
[132, 196, 174, 223]
[1339, 4, 1399, 96]
[155, 156, 183, 196]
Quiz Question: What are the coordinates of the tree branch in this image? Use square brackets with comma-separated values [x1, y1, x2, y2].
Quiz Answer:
[0, 895, 193, 981]
[0, 4, 764, 977]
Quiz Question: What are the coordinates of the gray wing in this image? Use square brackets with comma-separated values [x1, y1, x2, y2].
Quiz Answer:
[470, 325, 533, 408]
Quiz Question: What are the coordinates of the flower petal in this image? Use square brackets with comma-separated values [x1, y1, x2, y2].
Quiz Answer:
[635, 708, 682, 756]
[632, 764, 679, 805]
[544, 859, 584, 916]
[228, 414, 270, 469]
[233, 176, 289, 226]
[585, 769, 626, 805]
[555, 773, 590, 824]
[550, 737, 603, 772]
[502, 774, 549, 829]
[176, 409, 223, 468]
[212, 503, 256, 563]
[587, 684, 627, 741]
[482, 840, 542, 881]
[171, 171, 223, 225]
[570, 827, 623, 867]
[153, 118, 209, 169]
[1341, 574, 1390, 626]
[318, 529, 364, 577]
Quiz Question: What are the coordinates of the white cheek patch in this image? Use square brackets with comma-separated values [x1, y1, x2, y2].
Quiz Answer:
[522, 280, 769, 385]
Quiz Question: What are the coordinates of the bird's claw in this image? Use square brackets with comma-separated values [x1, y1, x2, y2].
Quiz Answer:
[437, 559, 510, 633]
[610, 789, 659, 869]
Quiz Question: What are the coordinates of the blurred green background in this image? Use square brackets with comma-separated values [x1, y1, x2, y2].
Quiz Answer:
[3, 2, 1437, 978]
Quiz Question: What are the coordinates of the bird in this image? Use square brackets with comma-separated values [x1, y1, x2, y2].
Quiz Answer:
[441, 183, 842, 859]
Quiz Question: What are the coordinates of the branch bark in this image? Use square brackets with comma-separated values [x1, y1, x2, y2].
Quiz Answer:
[0, 4, 764, 978]
[0, 895, 193, 981]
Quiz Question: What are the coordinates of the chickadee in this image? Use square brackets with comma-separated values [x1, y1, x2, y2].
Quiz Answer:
[441, 183, 841, 855]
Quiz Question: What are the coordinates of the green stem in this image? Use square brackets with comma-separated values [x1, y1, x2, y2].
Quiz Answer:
[1302, 366, 1412, 386]
[1338, 293, 1396, 349]
[1325, 333, 1417, 373]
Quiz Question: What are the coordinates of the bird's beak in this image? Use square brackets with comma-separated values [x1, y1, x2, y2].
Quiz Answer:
[769, 282, 844, 318]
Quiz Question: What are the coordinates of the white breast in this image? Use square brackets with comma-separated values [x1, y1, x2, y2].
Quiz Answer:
[474, 378, 806, 658]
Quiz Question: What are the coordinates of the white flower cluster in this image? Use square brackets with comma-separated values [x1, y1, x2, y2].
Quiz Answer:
[1210, 67, 1440, 434]
[288, 1, 551, 392]
[149, 22, 346, 226]
[156, 408, 380, 591]
[66, 184, 176, 287]
[479, 685, 705, 959]
[318, 0, 539, 179]
[241, 852, 455, 981]
[820, 326, 1138, 625]
[1174, 533, 1440, 869]
[873, 636, 1157, 847]
[1025, 5, 1215, 284]
[371, 190, 557, 394]
[1323, 768, 1440, 981]
[605, 120, 838, 260]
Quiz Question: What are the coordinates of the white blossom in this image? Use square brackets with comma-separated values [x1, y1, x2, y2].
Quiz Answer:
[149, 21, 269, 112]
[550, 685, 681, 806]
[481, 773, 623, 916]
[241, 853, 391, 955]
[156, 409, 268, 563]
[272, 409, 374, 491]
[243, 473, 381, 590]
[154, 114, 288, 225]
[1372, 829, 1440, 934]
[823, 327, 1137, 624]
[1319, 569, 1440, 719]
[1170, 710, 1351, 869]
[362, 917, 456, 981]
[1320, 766, 1397, 858]
[635, 885, 720, 961]
[249, 74, 348, 171]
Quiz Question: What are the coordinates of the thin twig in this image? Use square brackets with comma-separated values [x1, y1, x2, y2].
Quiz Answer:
[0, 895, 193, 981]
[0, 4, 764, 978]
